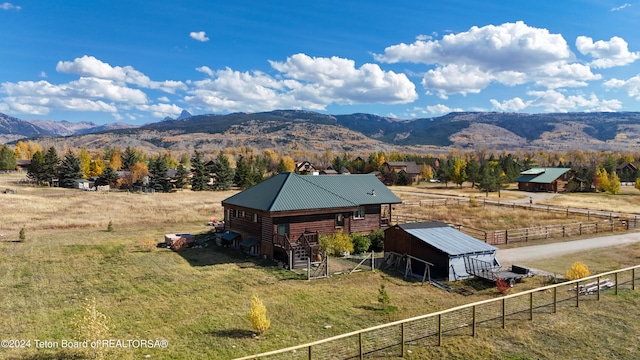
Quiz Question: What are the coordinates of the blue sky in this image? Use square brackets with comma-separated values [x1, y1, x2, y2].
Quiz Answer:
[2, 1, 640, 124]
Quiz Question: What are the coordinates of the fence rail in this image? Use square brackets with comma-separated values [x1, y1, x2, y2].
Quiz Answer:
[235, 265, 640, 360]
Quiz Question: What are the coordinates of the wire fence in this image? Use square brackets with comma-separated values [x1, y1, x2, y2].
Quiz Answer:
[234, 265, 640, 360]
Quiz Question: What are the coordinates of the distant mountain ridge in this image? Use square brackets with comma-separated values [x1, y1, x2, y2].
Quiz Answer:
[3, 110, 640, 153]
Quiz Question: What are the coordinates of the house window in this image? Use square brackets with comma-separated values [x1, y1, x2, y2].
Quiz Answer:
[277, 222, 289, 235]
[335, 213, 345, 227]
[238, 210, 245, 218]
[353, 206, 365, 219]
[229, 209, 236, 218]
[253, 213, 259, 223]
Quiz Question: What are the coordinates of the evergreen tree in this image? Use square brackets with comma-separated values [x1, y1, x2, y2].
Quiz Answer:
[214, 152, 234, 190]
[465, 158, 481, 188]
[148, 154, 171, 192]
[27, 151, 45, 183]
[190, 151, 209, 191]
[395, 170, 410, 185]
[0, 145, 17, 170]
[174, 164, 189, 189]
[478, 161, 504, 195]
[59, 152, 84, 188]
[95, 166, 119, 187]
[42, 147, 60, 185]
[120, 146, 140, 171]
[234, 155, 251, 189]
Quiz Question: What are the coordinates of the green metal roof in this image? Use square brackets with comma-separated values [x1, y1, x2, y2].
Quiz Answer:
[516, 168, 571, 184]
[222, 173, 401, 212]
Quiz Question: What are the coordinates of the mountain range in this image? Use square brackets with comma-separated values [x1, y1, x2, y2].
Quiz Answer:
[2, 110, 640, 154]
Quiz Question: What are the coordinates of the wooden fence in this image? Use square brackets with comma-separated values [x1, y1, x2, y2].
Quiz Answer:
[234, 265, 640, 360]
[391, 209, 640, 245]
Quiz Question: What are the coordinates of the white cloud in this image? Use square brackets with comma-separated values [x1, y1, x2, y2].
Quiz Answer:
[186, 54, 417, 113]
[157, 96, 170, 102]
[525, 90, 621, 112]
[490, 97, 531, 112]
[375, 21, 600, 97]
[576, 36, 640, 68]
[611, 3, 631, 11]
[269, 53, 417, 104]
[136, 103, 183, 118]
[195, 66, 214, 76]
[189, 31, 209, 42]
[604, 75, 640, 100]
[1, 2, 21, 10]
[56, 55, 186, 93]
[425, 104, 463, 114]
[39, 71, 47, 78]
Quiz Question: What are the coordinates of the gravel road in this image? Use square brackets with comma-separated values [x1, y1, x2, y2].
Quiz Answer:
[496, 232, 640, 264]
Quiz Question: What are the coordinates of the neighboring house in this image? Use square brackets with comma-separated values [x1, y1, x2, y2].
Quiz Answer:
[381, 161, 422, 183]
[616, 162, 639, 182]
[516, 168, 574, 192]
[73, 179, 92, 190]
[384, 222, 499, 281]
[15, 160, 30, 172]
[221, 172, 402, 267]
[295, 160, 316, 174]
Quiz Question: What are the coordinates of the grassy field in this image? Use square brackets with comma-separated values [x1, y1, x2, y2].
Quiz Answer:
[2, 174, 640, 359]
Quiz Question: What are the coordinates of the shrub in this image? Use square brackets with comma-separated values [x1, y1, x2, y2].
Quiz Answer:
[319, 230, 354, 256]
[368, 229, 385, 252]
[19, 227, 25, 241]
[73, 297, 110, 359]
[248, 294, 270, 336]
[496, 278, 512, 294]
[139, 238, 157, 252]
[565, 261, 590, 280]
[469, 195, 480, 207]
[351, 233, 371, 254]
[106, 220, 114, 232]
[378, 283, 390, 309]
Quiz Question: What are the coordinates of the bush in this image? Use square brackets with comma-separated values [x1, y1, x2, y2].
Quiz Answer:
[73, 297, 110, 359]
[106, 220, 114, 232]
[378, 283, 390, 309]
[319, 230, 354, 256]
[248, 294, 270, 336]
[565, 261, 590, 280]
[139, 238, 157, 252]
[351, 233, 371, 254]
[19, 227, 25, 241]
[469, 195, 480, 207]
[368, 229, 385, 252]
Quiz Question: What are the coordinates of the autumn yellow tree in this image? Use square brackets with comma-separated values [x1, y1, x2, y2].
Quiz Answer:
[108, 148, 122, 170]
[594, 167, 610, 192]
[450, 157, 467, 187]
[248, 295, 270, 336]
[607, 171, 621, 195]
[79, 148, 91, 178]
[89, 158, 106, 177]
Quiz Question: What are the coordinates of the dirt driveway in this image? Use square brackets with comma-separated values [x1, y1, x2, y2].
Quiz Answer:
[496, 232, 640, 264]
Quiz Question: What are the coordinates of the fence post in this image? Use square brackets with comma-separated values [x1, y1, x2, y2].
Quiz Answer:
[400, 322, 405, 357]
[359, 333, 363, 360]
[525, 228, 528, 242]
[553, 287, 557, 313]
[597, 276, 600, 301]
[615, 272, 618, 295]
[502, 298, 506, 329]
[579, 223, 582, 236]
[529, 292, 533, 320]
[309, 345, 312, 360]
[633, 268, 636, 291]
[576, 280, 580, 308]
[472, 305, 476, 337]
[307, 257, 311, 281]
[438, 314, 442, 346]
[371, 251, 375, 272]
[596, 223, 598, 233]
[562, 225, 566, 238]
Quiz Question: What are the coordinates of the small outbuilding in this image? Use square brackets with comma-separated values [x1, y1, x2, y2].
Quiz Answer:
[384, 222, 499, 281]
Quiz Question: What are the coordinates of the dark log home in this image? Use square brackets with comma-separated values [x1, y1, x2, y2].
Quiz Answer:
[221, 172, 401, 267]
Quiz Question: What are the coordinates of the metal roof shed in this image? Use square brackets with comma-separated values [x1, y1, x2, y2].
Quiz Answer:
[385, 222, 499, 281]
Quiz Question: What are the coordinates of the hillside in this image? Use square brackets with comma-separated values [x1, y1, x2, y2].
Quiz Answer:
[4, 110, 640, 153]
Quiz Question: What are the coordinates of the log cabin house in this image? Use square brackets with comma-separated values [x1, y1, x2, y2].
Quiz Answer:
[221, 172, 401, 268]
[381, 161, 422, 183]
[516, 167, 574, 192]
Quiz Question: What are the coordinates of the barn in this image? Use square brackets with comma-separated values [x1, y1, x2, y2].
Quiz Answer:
[384, 222, 499, 281]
